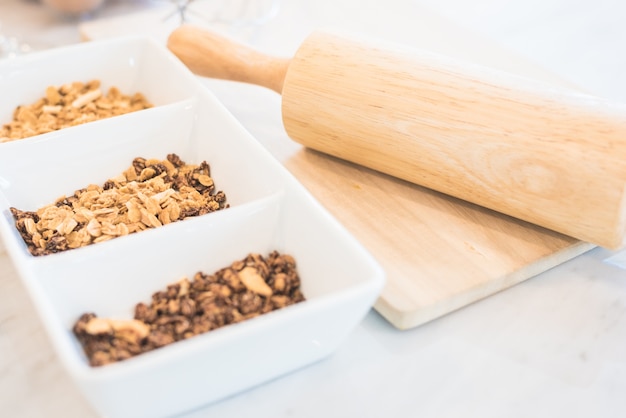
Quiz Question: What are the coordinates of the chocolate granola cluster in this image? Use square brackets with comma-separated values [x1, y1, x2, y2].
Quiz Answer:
[73, 251, 306, 366]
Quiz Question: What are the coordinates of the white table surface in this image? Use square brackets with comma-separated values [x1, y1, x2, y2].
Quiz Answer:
[1, 1, 625, 417]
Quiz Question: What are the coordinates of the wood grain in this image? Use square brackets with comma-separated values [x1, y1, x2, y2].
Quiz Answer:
[167, 26, 290, 94]
[282, 149, 594, 329]
[281, 31, 626, 249]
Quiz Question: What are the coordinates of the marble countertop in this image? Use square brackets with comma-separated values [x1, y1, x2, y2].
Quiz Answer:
[1, 1, 625, 417]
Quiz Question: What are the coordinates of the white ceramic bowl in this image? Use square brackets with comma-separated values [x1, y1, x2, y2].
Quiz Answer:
[0, 37, 385, 418]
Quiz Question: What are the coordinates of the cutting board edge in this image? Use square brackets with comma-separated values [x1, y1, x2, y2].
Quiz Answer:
[374, 240, 596, 330]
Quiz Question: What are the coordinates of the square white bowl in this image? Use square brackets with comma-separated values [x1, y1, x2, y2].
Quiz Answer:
[0, 37, 385, 418]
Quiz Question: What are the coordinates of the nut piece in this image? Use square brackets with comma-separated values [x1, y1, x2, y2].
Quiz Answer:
[72, 88, 102, 108]
[238, 267, 273, 296]
[84, 317, 113, 335]
[109, 319, 151, 343]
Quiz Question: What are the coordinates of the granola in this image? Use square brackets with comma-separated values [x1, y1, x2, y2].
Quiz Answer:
[73, 251, 306, 366]
[0, 80, 152, 142]
[11, 153, 228, 256]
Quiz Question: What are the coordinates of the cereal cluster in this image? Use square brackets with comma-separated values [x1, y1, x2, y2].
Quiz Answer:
[73, 251, 306, 366]
[0, 80, 152, 143]
[11, 154, 228, 256]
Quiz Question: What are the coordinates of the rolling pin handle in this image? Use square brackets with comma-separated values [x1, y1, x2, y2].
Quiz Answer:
[167, 24, 290, 94]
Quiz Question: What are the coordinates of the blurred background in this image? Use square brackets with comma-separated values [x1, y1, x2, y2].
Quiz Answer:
[1, 0, 625, 103]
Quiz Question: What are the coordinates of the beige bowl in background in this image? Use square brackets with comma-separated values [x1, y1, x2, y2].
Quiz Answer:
[41, 0, 106, 15]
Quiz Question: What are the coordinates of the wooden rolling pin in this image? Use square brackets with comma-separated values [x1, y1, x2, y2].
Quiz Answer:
[167, 25, 626, 249]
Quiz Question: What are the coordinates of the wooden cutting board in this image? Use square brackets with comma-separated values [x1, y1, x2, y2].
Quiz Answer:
[284, 151, 592, 329]
[80, 3, 594, 330]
